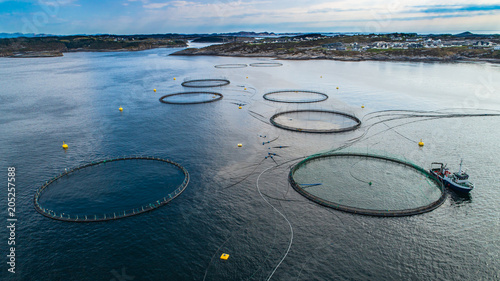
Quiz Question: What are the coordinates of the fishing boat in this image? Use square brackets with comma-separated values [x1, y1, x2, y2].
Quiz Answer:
[430, 160, 474, 194]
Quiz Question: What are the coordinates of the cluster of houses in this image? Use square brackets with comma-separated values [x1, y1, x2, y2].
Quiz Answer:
[322, 38, 499, 51]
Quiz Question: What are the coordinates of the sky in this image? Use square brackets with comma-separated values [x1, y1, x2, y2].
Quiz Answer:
[0, 0, 499, 35]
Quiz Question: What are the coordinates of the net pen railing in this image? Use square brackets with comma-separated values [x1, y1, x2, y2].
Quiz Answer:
[289, 151, 446, 217]
[33, 156, 189, 222]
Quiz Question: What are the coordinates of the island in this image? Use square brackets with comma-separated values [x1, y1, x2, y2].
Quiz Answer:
[0, 34, 188, 57]
[2, 32, 499, 63]
[171, 32, 500, 63]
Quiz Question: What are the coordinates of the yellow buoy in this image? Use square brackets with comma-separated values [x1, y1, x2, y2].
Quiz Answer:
[153, 89, 156, 92]
[320, 76, 322, 78]
[237, 143, 243, 147]
[418, 139, 424, 147]
[238, 106, 242, 109]
[244, 88, 247, 90]
[62, 142, 68, 149]
[220, 253, 229, 260]
[336, 87, 339, 90]
[246, 76, 248, 79]
[119, 106, 123, 112]
[361, 105, 365, 108]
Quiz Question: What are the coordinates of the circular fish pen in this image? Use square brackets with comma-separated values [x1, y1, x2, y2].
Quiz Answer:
[263, 90, 328, 103]
[289, 152, 446, 216]
[214, 64, 248, 68]
[33, 156, 189, 222]
[249, 62, 283, 67]
[181, 78, 230, 88]
[159, 92, 223, 104]
[270, 109, 361, 133]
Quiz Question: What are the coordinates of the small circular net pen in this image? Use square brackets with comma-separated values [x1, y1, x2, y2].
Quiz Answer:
[270, 109, 361, 133]
[181, 78, 230, 88]
[289, 152, 446, 217]
[159, 92, 223, 104]
[249, 62, 283, 67]
[263, 90, 328, 103]
[33, 156, 189, 222]
[214, 64, 248, 68]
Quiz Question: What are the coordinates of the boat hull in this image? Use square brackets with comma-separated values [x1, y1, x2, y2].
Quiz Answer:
[442, 178, 473, 194]
[430, 170, 473, 194]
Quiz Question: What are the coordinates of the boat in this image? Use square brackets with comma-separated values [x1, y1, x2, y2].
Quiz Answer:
[430, 160, 474, 194]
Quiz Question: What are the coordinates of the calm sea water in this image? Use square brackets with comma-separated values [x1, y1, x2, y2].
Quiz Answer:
[1, 46, 499, 280]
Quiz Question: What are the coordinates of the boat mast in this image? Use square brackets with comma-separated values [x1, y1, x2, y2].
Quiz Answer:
[459, 159, 463, 173]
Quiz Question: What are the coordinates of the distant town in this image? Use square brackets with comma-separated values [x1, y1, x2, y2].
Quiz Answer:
[1, 31, 499, 62]
[254, 32, 500, 51]
[174, 32, 500, 63]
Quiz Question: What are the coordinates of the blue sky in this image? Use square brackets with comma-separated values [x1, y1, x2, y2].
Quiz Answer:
[0, 0, 499, 34]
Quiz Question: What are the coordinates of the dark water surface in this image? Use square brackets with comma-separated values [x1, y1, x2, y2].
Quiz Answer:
[1, 48, 499, 280]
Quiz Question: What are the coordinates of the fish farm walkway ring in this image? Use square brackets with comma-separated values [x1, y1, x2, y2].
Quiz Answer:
[263, 90, 328, 103]
[159, 92, 223, 104]
[181, 78, 230, 88]
[289, 152, 446, 217]
[270, 109, 361, 133]
[249, 62, 283, 67]
[214, 64, 248, 68]
[33, 156, 189, 222]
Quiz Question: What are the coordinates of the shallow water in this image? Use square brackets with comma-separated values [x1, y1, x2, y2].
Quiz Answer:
[1, 48, 499, 280]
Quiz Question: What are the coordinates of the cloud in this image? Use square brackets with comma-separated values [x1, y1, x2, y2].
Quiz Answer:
[142, 1, 196, 9]
[38, 0, 79, 7]
[143, 2, 170, 9]
[307, 7, 367, 14]
[3, 0, 500, 35]
[416, 4, 500, 14]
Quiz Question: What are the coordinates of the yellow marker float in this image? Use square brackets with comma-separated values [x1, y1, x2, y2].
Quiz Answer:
[418, 139, 424, 147]
[62, 142, 68, 149]
[119, 106, 123, 112]
[220, 253, 229, 260]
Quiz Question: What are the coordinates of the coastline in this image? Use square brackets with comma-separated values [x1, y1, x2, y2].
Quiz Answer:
[5, 45, 499, 64]
[0, 36, 188, 58]
[170, 47, 500, 64]
[4, 44, 187, 58]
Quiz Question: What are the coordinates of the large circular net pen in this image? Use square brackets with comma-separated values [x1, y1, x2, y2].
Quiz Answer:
[181, 78, 230, 88]
[33, 156, 189, 222]
[263, 90, 328, 103]
[289, 152, 446, 217]
[214, 64, 248, 68]
[249, 62, 283, 67]
[270, 109, 361, 133]
[159, 92, 223, 104]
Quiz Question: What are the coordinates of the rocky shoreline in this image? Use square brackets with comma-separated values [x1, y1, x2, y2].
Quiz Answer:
[3, 44, 187, 58]
[171, 46, 500, 64]
[8, 51, 64, 58]
[0, 36, 187, 58]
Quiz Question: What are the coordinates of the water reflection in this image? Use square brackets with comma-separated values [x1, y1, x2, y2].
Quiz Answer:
[448, 190, 472, 205]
